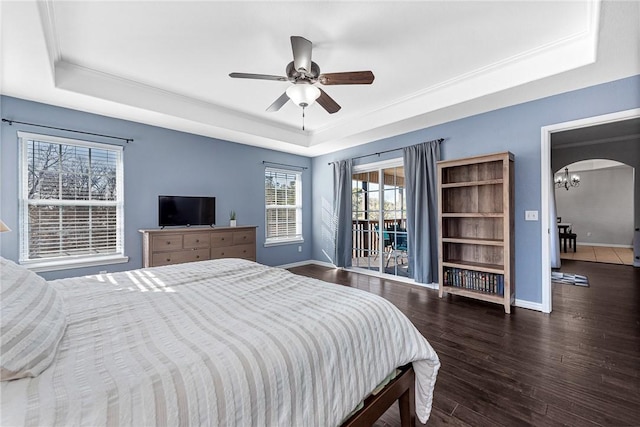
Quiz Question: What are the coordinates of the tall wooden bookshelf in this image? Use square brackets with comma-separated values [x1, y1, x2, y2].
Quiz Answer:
[437, 152, 515, 313]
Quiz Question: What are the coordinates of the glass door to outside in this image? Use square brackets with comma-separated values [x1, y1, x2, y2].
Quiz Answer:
[351, 163, 408, 277]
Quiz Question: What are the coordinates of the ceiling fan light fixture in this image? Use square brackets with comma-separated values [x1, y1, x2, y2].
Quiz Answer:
[286, 84, 320, 107]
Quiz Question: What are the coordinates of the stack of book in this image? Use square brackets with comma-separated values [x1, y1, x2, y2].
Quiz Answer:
[443, 267, 504, 295]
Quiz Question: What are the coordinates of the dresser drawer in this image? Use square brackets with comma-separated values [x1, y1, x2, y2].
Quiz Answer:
[152, 234, 183, 251]
[210, 244, 255, 260]
[184, 232, 211, 249]
[233, 230, 255, 245]
[211, 232, 233, 247]
[152, 248, 210, 266]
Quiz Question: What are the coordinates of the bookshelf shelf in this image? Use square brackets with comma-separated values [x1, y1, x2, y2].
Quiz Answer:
[441, 213, 504, 218]
[437, 151, 515, 313]
[442, 261, 504, 274]
[441, 179, 503, 188]
[440, 286, 505, 305]
[442, 237, 504, 246]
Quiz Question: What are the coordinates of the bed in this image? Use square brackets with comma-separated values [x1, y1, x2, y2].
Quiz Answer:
[1, 257, 440, 426]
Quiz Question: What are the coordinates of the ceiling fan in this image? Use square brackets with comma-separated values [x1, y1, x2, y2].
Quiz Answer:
[229, 36, 375, 115]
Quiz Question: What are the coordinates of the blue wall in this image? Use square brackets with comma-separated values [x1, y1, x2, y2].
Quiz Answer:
[311, 75, 640, 305]
[2, 75, 639, 302]
[0, 96, 312, 279]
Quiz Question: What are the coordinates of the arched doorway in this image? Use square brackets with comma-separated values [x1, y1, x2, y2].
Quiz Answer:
[553, 159, 634, 264]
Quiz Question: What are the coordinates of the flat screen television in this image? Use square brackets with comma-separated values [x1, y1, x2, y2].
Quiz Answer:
[158, 195, 216, 227]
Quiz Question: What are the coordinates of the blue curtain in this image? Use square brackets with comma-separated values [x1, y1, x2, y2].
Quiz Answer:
[333, 159, 352, 268]
[403, 140, 441, 283]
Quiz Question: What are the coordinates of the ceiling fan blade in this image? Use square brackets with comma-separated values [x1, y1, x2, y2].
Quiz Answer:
[291, 36, 312, 73]
[229, 72, 287, 81]
[316, 88, 341, 114]
[319, 71, 375, 85]
[266, 92, 290, 112]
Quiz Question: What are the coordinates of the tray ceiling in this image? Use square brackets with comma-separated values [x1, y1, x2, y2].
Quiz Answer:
[2, 1, 639, 156]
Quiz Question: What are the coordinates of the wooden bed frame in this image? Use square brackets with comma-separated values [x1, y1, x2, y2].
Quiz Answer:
[341, 364, 415, 427]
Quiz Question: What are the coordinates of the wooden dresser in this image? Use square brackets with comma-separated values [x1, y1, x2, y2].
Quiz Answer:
[139, 226, 257, 268]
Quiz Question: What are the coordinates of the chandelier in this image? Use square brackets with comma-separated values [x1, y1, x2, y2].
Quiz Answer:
[555, 167, 580, 190]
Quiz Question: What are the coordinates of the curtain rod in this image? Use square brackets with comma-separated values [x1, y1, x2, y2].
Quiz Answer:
[262, 160, 308, 170]
[328, 138, 444, 165]
[2, 118, 133, 143]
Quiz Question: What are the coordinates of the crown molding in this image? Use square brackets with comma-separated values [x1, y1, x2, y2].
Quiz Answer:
[36, 0, 61, 76]
[35, 0, 604, 156]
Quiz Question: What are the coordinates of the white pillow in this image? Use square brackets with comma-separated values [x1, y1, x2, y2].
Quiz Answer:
[1, 257, 68, 381]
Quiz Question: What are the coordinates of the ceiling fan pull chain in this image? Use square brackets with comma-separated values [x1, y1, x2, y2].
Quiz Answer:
[302, 106, 306, 131]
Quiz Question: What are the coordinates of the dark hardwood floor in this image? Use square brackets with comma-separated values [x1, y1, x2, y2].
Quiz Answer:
[288, 260, 640, 426]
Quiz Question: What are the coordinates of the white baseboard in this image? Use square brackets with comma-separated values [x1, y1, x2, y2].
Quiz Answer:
[277, 259, 336, 269]
[309, 260, 338, 268]
[515, 299, 544, 312]
[576, 242, 633, 248]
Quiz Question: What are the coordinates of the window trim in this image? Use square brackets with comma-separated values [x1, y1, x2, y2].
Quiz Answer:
[264, 166, 303, 246]
[18, 131, 128, 271]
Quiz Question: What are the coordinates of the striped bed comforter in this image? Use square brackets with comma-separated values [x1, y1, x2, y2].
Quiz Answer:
[1, 259, 440, 426]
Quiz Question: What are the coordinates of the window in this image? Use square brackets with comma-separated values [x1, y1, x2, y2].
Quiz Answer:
[264, 167, 303, 246]
[19, 132, 127, 271]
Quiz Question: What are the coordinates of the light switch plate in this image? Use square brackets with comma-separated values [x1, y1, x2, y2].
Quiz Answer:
[525, 210, 538, 221]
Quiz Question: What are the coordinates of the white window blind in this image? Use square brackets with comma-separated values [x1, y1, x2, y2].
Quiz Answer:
[264, 167, 303, 245]
[19, 132, 126, 270]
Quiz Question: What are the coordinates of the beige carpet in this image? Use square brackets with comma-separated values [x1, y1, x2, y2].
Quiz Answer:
[560, 245, 634, 265]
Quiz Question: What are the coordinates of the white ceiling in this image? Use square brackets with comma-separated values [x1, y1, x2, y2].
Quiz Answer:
[552, 117, 640, 148]
[1, 1, 639, 156]
[566, 159, 630, 173]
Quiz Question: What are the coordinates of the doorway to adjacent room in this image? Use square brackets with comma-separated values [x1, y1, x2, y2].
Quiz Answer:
[541, 108, 640, 313]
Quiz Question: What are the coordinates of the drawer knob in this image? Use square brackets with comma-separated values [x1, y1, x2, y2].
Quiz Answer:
[221, 252, 225, 256]
[243, 236, 246, 240]
[166, 258, 171, 262]
[196, 255, 200, 259]
[221, 238, 225, 241]
[196, 239, 200, 243]
[166, 241, 170, 245]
